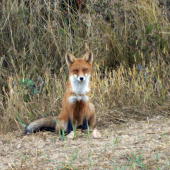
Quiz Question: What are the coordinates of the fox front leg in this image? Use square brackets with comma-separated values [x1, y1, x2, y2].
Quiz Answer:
[82, 117, 88, 133]
[66, 117, 73, 135]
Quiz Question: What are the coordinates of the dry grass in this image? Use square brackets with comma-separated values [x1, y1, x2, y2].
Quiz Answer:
[0, 0, 169, 132]
[0, 0, 170, 168]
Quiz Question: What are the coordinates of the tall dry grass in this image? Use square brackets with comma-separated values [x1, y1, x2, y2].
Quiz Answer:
[0, 0, 170, 133]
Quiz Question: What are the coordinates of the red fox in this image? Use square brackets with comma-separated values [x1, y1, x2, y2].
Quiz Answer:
[25, 51, 96, 135]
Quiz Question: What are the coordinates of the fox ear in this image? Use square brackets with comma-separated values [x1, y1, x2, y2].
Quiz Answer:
[83, 51, 93, 64]
[65, 52, 76, 66]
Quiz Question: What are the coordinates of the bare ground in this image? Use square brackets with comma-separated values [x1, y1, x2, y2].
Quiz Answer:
[0, 116, 170, 170]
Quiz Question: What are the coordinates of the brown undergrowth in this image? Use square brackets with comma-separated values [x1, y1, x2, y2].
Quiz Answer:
[0, 0, 170, 133]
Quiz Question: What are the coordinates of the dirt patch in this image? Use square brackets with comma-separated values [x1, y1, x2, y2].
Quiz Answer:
[0, 116, 170, 170]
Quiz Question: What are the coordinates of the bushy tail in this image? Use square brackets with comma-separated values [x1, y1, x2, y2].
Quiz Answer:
[25, 116, 57, 134]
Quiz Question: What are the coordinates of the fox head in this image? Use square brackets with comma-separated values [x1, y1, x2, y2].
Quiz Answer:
[65, 51, 93, 82]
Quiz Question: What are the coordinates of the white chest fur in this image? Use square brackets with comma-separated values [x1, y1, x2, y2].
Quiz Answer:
[68, 74, 90, 104]
[68, 95, 89, 104]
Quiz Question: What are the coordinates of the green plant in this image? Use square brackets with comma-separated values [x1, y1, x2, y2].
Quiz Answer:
[112, 136, 118, 152]
[18, 78, 40, 94]
[63, 142, 78, 169]
[126, 151, 147, 169]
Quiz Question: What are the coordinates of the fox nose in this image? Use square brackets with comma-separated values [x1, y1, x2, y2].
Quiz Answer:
[80, 77, 84, 81]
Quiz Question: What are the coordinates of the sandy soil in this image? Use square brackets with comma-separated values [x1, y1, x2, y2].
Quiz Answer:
[0, 116, 170, 170]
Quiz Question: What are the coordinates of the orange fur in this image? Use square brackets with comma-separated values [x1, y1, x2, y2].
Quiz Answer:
[57, 51, 95, 132]
[25, 51, 96, 135]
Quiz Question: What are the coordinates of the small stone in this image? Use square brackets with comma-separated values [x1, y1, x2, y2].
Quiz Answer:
[67, 131, 75, 139]
[92, 129, 102, 139]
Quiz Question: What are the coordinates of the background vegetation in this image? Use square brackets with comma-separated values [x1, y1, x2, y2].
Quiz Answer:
[0, 0, 170, 133]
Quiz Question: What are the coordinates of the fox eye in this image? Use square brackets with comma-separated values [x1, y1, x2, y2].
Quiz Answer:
[73, 69, 78, 72]
[83, 68, 88, 72]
